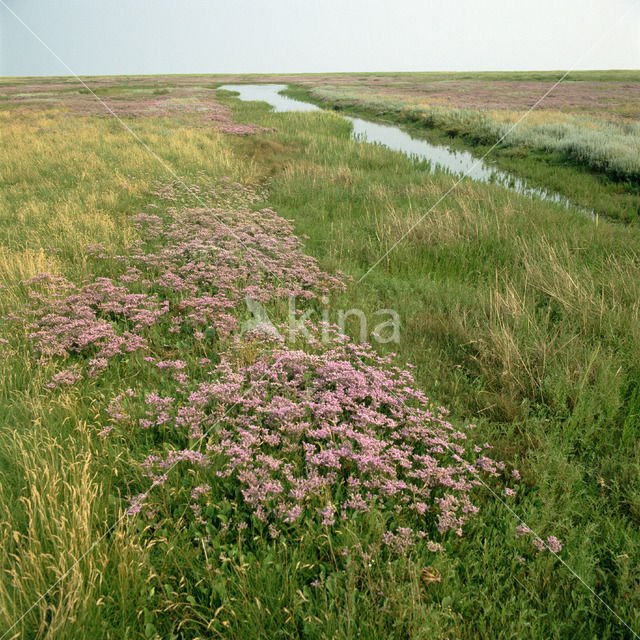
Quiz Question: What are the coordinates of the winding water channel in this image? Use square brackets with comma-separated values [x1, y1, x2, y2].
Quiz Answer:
[219, 84, 584, 212]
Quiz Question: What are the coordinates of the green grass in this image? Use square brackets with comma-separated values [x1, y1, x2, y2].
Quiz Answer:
[1, 78, 640, 639]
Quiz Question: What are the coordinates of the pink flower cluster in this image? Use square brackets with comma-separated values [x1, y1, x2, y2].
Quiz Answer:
[19, 275, 157, 385]
[516, 524, 563, 554]
[5, 175, 531, 552]
[141, 332, 502, 541]
[12, 178, 343, 388]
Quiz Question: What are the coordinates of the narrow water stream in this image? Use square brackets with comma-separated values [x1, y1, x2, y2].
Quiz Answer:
[218, 84, 585, 212]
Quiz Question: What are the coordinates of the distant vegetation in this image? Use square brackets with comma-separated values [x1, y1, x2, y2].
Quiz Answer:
[308, 84, 640, 180]
[278, 79, 640, 222]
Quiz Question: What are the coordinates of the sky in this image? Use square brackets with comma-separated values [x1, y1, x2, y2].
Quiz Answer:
[1, 0, 639, 77]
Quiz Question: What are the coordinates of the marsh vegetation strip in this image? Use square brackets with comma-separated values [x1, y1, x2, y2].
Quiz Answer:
[221, 84, 584, 212]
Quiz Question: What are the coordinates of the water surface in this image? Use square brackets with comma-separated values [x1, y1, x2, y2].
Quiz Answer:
[219, 84, 320, 113]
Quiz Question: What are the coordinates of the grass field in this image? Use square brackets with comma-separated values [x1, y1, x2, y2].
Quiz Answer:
[1, 74, 640, 639]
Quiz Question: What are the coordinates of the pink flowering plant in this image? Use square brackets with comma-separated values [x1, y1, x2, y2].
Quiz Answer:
[134, 332, 508, 552]
[4, 175, 548, 574]
[3, 82, 274, 136]
[8, 178, 343, 389]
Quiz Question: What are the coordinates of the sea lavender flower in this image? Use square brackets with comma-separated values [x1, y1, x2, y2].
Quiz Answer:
[45, 366, 83, 389]
[127, 492, 148, 515]
[544, 536, 563, 553]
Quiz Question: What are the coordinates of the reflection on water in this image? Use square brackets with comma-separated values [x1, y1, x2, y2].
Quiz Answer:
[218, 84, 584, 212]
[346, 116, 496, 182]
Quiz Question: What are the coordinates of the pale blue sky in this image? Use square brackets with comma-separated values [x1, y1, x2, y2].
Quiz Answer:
[1, 0, 639, 77]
